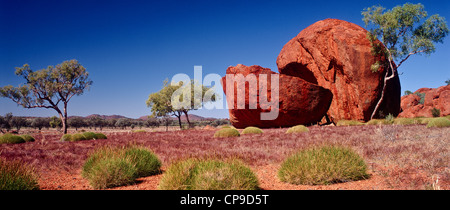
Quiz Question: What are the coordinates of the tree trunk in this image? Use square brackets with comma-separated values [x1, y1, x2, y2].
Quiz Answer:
[183, 110, 192, 128]
[63, 102, 68, 134]
[370, 60, 397, 120]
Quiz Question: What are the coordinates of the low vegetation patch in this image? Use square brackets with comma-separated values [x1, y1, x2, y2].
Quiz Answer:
[426, 117, 450, 128]
[0, 134, 26, 144]
[20, 134, 35, 142]
[286, 125, 309, 134]
[241, 126, 263, 135]
[278, 146, 369, 185]
[82, 145, 161, 189]
[214, 128, 240, 138]
[0, 158, 40, 190]
[336, 120, 364, 126]
[61, 132, 107, 142]
[393, 118, 418, 125]
[158, 158, 259, 190]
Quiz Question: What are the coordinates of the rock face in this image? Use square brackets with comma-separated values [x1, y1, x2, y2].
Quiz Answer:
[399, 85, 450, 118]
[276, 18, 401, 122]
[221, 64, 333, 128]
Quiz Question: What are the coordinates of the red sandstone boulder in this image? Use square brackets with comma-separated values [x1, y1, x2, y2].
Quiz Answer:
[221, 64, 332, 128]
[399, 85, 450, 117]
[276, 19, 401, 122]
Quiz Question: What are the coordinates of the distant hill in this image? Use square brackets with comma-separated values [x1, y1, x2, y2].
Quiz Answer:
[138, 114, 218, 122]
[85, 114, 129, 119]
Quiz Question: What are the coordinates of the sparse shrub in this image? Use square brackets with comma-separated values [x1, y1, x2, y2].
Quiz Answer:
[20, 134, 35, 142]
[60, 134, 72, 142]
[122, 146, 161, 177]
[220, 125, 234, 129]
[132, 129, 147, 133]
[278, 146, 369, 185]
[431, 108, 441, 118]
[415, 92, 425, 105]
[393, 118, 417, 125]
[426, 117, 450, 128]
[415, 117, 432, 124]
[82, 145, 161, 189]
[82, 132, 97, 140]
[336, 120, 364, 126]
[384, 114, 395, 124]
[94, 133, 107, 140]
[286, 125, 309, 134]
[0, 134, 26, 144]
[366, 119, 385, 125]
[71, 133, 87, 141]
[214, 128, 240, 138]
[158, 158, 259, 190]
[241, 126, 263, 135]
[0, 158, 40, 190]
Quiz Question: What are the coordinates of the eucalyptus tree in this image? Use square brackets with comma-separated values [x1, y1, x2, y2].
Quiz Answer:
[0, 60, 92, 134]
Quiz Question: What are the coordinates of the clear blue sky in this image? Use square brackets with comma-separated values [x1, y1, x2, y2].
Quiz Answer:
[1, 0, 449, 119]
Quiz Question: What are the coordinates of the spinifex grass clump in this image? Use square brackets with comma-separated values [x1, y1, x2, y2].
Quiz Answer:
[158, 158, 259, 190]
[286, 125, 309, 134]
[214, 128, 240, 138]
[241, 126, 263, 135]
[0, 134, 26, 144]
[336, 120, 365, 126]
[61, 132, 107, 142]
[278, 146, 369, 185]
[20, 134, 35, 142]
[426, 117, 450, 128]
[82, 145, 161, 189]
[0, 158, 40, 190]
[393, 118, 418, 125]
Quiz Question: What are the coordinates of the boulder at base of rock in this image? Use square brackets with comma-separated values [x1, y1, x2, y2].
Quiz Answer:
[221, 64, 332, 128]
[276, 18, 401, 122]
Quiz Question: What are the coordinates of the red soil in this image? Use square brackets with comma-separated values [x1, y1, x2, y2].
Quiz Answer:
[1, 125, 448, 190]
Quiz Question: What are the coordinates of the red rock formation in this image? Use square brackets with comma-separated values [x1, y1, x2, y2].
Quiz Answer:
[276, 18, 401, 122]
[221, 64, 332, 128]
[399, 85, 450, 118]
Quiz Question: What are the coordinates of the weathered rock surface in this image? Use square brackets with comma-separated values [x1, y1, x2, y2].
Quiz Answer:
[399, 85, 450, 118]
[221, 64, 333, 128]
[276, 18, 401, 122]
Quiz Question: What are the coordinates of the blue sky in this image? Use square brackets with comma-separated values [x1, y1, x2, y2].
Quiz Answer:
[1, 0, 449, 119]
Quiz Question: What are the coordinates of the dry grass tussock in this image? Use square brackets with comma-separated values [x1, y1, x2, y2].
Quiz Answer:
[0, 124, 448, 189]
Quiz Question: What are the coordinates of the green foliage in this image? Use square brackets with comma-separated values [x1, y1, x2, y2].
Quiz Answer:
[61, 132, 107, 142]
[0, 134, 26, 144]
[94, 133, 107, 139]
[0, 60, 93, 134]
[82, 145, 161, 189]
[241, 126, 263, 135]
[71, 133, 87, 141]
[426, 117, 450, 128]
[286, 125, 309, 133]
[446, 79, 450, 85]
[82, 132, 97, 140]
[214, 128, 240, 138]
[60, 134, 72, 142]
[146, 79, 217, 128]
[158, 158, 259, 190]
[336, 120, 365, 126]
[20, 134, 35, 142]
[431, 108, 441, 117]
[0, 158, 40, 190]
[362, 3, 449, 65]
[415, 92, 425, 104]
[404, 90, 413, 95]
[278, 146, 369, 185]
[385, 113, 395, 124]
[393, 118, 418, 125]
